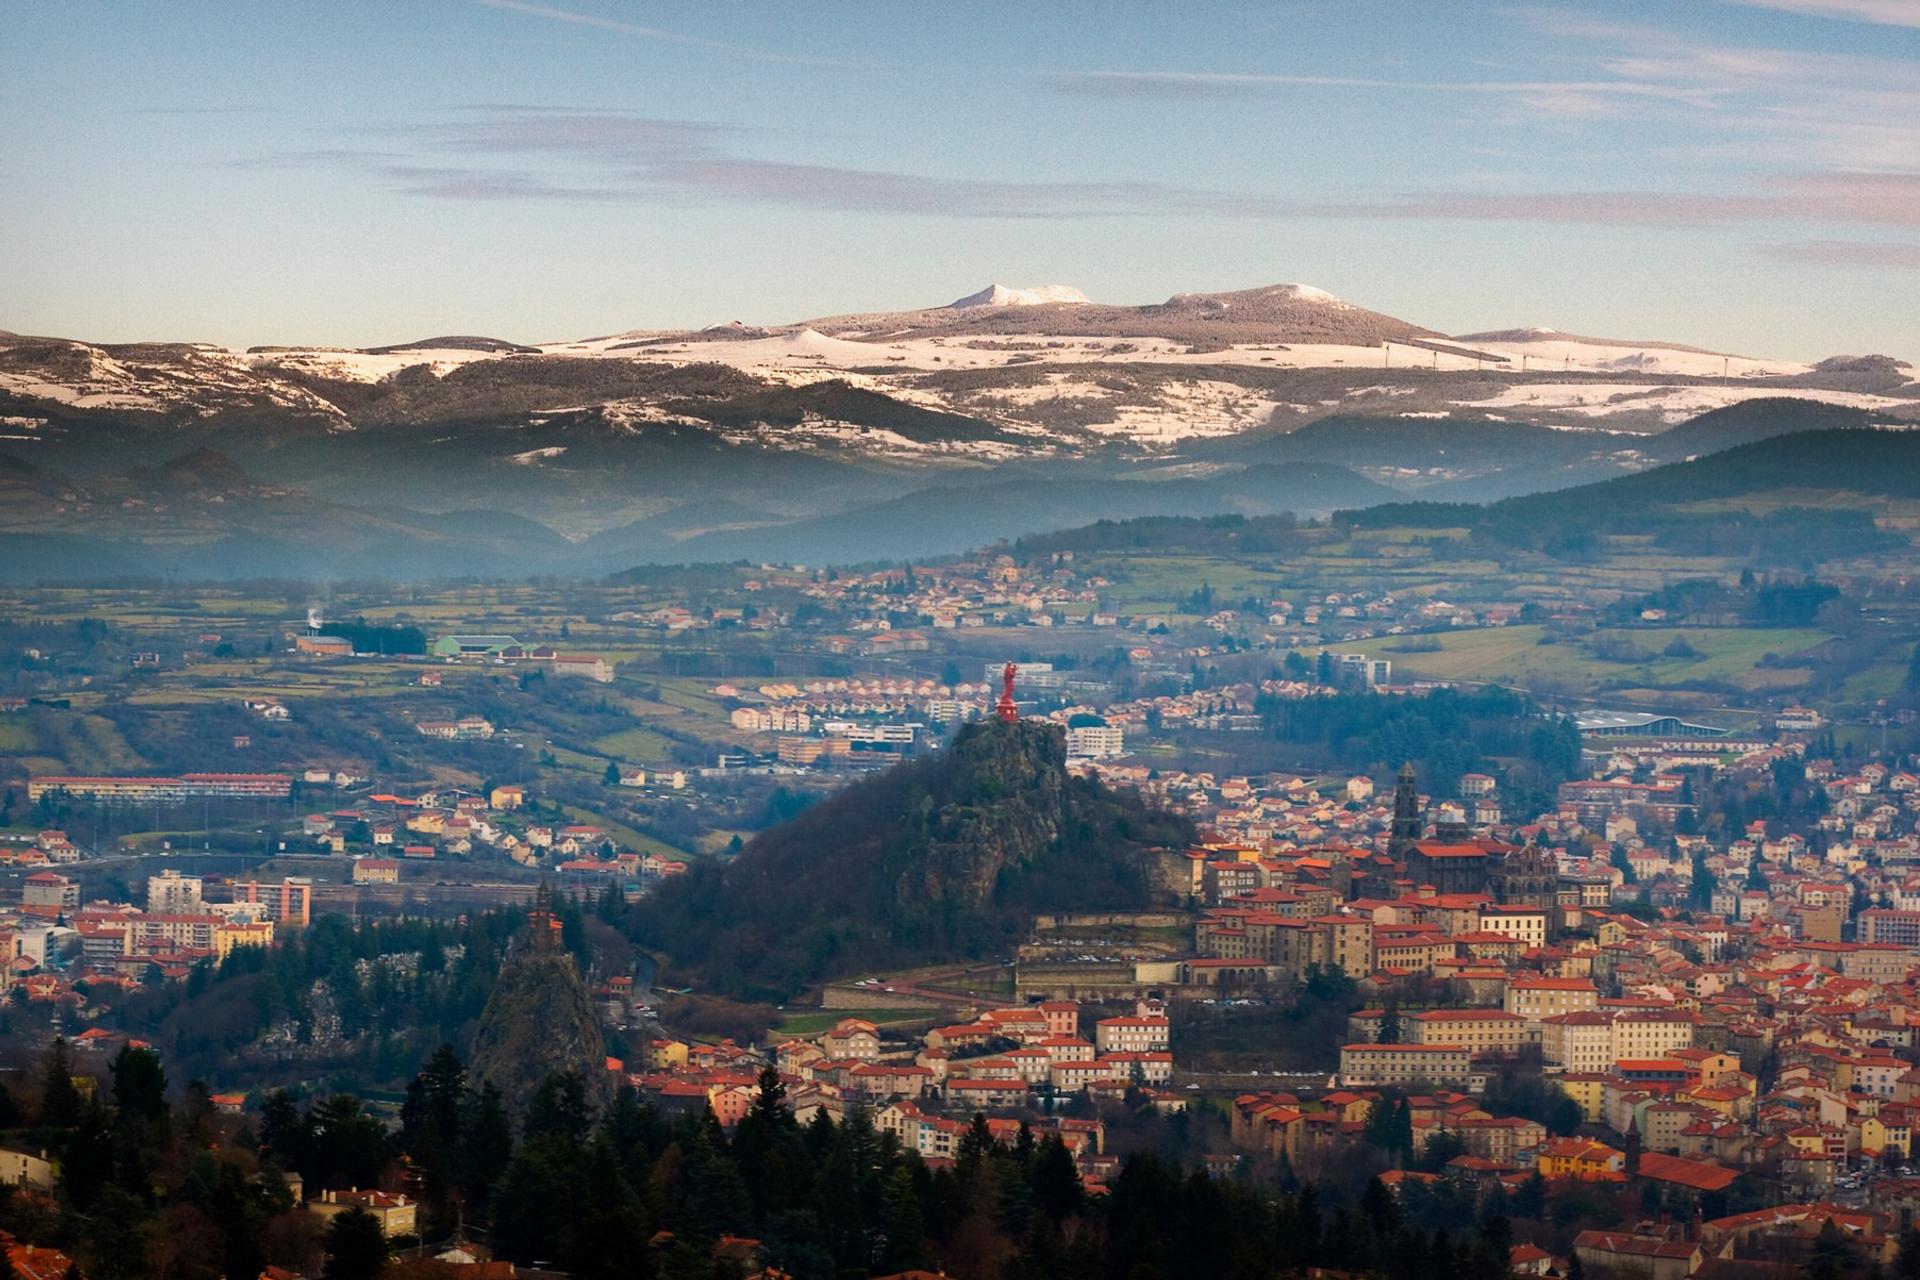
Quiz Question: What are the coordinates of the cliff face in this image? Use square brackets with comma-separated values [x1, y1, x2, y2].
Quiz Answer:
[635, 718, 1194, 1000]
[896, 719, 1069, 905]
[468, 948, 612, 1120]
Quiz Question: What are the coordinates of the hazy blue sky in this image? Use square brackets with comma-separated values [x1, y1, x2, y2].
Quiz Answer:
[5, 0, 1918, 357]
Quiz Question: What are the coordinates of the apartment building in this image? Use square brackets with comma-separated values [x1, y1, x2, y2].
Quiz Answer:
[1339, 1043, 1472, 1087]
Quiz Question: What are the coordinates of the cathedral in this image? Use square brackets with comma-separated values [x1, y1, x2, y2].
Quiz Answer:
[1382, 762, 1559, 911]
[1489, 840, 1557, 909]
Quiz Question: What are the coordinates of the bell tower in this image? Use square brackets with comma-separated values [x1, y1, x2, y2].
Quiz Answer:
[1390, 761, 1422, 855]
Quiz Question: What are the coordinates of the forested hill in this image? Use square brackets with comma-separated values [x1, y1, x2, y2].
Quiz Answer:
[1336, 428, 1919, 557]
[1504, 426, 1920, 507]
[630, 718, 1193, 1001]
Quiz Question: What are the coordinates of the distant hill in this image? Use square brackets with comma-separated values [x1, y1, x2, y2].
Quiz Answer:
[633, 718, 1193, 1002]
[1503, 426, 1920, 509]
[133, 446, 259, 494]
[0, 448, 584, 582]
[361, 334, 542, 355]
[1191, 413, 1644, 501]
[1639, 397, 1876, 463]
[804, 282, 1441, 346]
[1340, 428, 1919, 559]
[1204, 413, 1618, 470]
[642, 463, 1399, 567]
[1015, 513, 1311, 556]
[658, 377, 1026, 446]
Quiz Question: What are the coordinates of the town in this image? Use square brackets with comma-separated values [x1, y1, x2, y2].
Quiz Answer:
[0, 517, 1917, 1278]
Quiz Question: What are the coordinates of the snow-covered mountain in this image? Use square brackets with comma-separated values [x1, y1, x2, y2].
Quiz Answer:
[3, 272, 1918, 582]
[2, 282, 1914, 479]
[947, 283, 1091, 308]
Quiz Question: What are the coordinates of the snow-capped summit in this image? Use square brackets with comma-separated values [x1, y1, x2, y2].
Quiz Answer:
[1271, 283, 1342, 304]
[1164, 283, 1349, 310]
[946, 283, 1091, 309]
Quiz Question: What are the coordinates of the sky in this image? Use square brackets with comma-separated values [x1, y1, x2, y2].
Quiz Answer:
[4, 0, 1919, 358]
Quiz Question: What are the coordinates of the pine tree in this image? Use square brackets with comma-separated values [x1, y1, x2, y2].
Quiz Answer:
[1360, 1175, 1400, 1238]
[1031, 1135, 1082, 1223]
[955, 1113, 996, 1178]
[38, 1038, 78, 1129]
[879, 1164, 927, 1272]
[321, 1206, 388, 1280]
[1363, 1098, 1397, 1150]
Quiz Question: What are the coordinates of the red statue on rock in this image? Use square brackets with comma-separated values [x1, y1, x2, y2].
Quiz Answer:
[996, 661, 1019, 723]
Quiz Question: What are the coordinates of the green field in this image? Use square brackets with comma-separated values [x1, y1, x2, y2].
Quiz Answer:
[32, 713, 149, 774]
[773, 1008, 932, 1036]
[593, 726, 675, 763]
[1379, 623, 1831, 693]
[1092, 555, 1291, 614]
[560, 804, 690, 860]
[1836, 654, 1917, 705]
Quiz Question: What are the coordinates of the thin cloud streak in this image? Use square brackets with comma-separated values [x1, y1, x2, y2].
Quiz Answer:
[1303, 173, 1920, 230]
[470, 0, 877, 69]
[126, 106, 268, 116]
[1046, 69, 1714, 106]
[228, 109, 1920, 237]
[1723, 0, 1920, 27]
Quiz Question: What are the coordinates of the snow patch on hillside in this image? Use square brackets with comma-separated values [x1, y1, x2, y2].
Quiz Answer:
[1464, 383, 1914, 424]
[1458, 338, 1803, 379]
[947, 284, 1091, 309]
[250, 347, 505, 383]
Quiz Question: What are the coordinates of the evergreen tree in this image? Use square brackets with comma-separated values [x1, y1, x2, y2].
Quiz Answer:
[321, 1206, 388, 1280]
[58, 1100, 114, 1211]
[1360, 1175, 1401, 1238]
[1364, 1097, 1398, 1151]
[458, 1082, 509, 1216]
[1809, 1218, 1856, 1280]
[78, 1185, 150, 1280]
[561, 1135, 653, 1280]
[39, 1038, 79, 1130]
[110, 1046, 167, 1122]
[1031, 1136, 1082, 1223]
[1894, 1227, 1920, 1279]
[523, 1071, 594, 1147]
[1394, 1099, 1415, 1158]
[955, 1113, 996, 1180]
[258, 1090, 305, 1167]
[1512, 1171, 1547, 1219]
[402, 1044, 470, 1233]
[879, 1164, 927, 1273]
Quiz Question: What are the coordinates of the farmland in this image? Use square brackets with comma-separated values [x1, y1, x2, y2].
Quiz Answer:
[1378, 623, 1833, 695]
